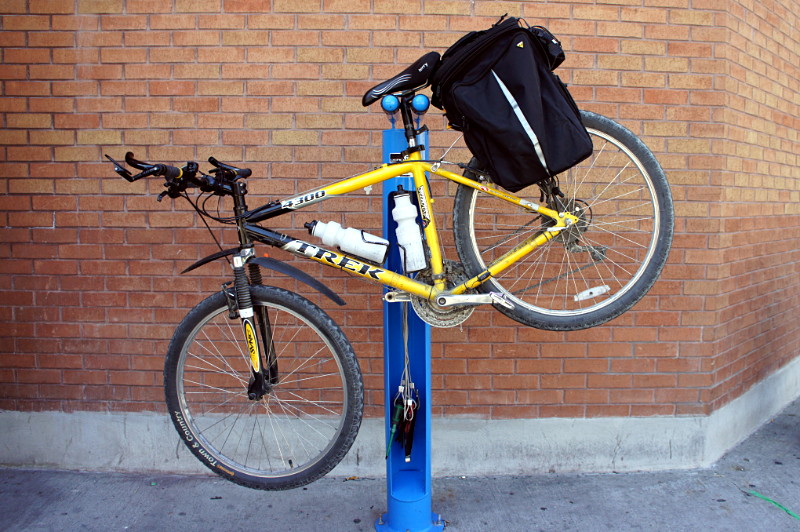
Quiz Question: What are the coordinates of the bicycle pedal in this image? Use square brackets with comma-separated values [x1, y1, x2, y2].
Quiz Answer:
[489, 292, 515, 310]
[384, 291, 411, 303]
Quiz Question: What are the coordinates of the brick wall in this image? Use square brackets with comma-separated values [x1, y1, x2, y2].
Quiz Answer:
[1, 0, 799, 420]
[703, 0, 800, 411]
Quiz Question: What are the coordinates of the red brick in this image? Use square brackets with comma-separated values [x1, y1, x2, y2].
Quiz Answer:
[0, 3, 796, 423]
[5, 81, 51, 96]
[3, 15, 51, 30]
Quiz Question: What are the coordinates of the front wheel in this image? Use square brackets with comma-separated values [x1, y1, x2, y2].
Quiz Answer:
[453, 110, 674, 331]
[164, 285, 363, 490]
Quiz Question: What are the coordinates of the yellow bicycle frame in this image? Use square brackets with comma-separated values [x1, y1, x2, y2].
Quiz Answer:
[255, 150, 578, 303]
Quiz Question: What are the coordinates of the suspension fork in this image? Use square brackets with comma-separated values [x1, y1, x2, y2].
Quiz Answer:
[229, 251, 266, 400]
[229, 180, 277, 400]
[248, 262, 279, 387]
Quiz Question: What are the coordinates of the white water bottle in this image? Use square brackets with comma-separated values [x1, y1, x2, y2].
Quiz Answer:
[306, 220, 389, 264]
[392, 191, 427, 272]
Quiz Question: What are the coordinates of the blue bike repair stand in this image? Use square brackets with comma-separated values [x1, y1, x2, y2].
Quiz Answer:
[376, 96, 443, 532]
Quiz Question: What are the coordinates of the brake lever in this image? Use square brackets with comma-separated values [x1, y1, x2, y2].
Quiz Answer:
[105, 154, 135, 182]
[208, 156, 252, 180]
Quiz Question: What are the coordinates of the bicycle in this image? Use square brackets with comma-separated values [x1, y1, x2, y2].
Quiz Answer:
[106, 52, 674, 490]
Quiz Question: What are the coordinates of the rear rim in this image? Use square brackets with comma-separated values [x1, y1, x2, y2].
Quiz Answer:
[464, 124, 663, 318]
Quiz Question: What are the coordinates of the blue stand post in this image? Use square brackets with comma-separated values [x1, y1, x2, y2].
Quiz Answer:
[376, 125, 443, 532]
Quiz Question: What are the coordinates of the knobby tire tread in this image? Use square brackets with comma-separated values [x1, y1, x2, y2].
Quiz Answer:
[164, 285, 363, 490]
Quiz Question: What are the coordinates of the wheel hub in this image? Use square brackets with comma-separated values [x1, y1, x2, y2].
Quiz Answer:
[552, 198, 590, 247]
[247, 370, 271, 400]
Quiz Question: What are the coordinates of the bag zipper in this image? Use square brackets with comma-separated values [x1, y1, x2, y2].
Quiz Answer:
[434, 20, 523, 99]
[443, 32, 530, 122]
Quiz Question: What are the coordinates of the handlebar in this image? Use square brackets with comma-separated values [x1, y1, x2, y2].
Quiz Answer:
[105, 151, 251, 200]
[106, 152, 190, 182]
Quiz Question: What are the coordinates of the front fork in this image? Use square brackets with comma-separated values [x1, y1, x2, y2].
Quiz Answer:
[228, 249, 277, 401]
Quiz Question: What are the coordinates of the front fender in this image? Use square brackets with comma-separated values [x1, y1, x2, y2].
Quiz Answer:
[249, 256, 346, 306]
[181, 248, 239, 274]
[181, 250, 346, 306]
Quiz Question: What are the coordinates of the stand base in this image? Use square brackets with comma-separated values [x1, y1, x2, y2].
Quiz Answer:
[375, 512, 444, 532]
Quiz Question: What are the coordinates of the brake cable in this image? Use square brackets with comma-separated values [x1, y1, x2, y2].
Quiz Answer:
[181, 189, 232, 266]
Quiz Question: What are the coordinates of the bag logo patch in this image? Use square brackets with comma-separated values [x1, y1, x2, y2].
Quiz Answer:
[516, 41, 524, 48]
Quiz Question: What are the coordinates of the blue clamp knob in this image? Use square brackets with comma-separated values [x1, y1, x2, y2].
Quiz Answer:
[381, 95, 400, 114]
[411, 94, 430, 114]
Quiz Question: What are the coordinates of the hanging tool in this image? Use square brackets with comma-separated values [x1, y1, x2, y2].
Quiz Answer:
[386, 302, 422, 462]
[386, 389, 405, 459]
[401, 385, 419, 462]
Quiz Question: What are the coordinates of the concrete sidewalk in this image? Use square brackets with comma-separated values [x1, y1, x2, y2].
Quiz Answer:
[2, 399, 798, 532]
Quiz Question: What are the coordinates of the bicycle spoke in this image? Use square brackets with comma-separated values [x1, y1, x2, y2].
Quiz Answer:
[279, 389, 343, 418]
[277, 372, 342, 387]
[454, 113, 671, 326]
[168, 287, 361, 488]
[273, 397, 341, 438]
[272, 398, 316, 463]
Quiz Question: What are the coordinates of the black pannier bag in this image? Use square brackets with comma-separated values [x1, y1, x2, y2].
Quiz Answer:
[431, 17, 593, 192]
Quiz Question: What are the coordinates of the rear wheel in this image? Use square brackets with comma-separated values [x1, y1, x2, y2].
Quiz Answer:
[164, 285, 363, 490]
[453, 111, 673, 330]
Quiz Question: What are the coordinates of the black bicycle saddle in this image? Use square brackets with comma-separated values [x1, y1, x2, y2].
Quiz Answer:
[362, 51, 441, 107]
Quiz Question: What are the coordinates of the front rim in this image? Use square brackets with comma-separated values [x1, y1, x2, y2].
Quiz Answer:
[466, 125, 662, 317]
[174, 299, 350, 480]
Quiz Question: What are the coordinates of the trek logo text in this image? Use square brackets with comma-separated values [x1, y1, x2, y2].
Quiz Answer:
[283, 240, 385, 280]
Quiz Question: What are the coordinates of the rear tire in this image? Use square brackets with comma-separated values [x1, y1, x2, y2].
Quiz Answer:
[453, 111, 673, 330]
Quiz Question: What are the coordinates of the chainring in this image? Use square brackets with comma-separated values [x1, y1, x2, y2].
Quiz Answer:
[410, 260, 475, 328]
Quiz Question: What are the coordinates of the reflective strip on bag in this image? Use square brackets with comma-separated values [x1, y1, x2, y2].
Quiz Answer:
[490, 70, 549, 173]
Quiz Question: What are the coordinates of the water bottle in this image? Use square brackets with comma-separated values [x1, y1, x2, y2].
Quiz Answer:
[306, 220, 389, 264]
[391, 190, 427, 272]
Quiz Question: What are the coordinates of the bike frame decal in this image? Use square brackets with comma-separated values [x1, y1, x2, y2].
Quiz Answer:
[283, 240, 387, 280]
[281, 239, 433, 297]
[281, 190, 327, 210]
[416, 185, 431, 228]
[243, 319, 260, 372]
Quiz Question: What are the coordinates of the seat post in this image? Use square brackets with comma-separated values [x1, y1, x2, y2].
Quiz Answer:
[399, 94, 418, 148]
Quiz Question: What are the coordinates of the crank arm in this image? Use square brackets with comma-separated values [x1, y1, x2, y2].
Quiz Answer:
[435, 292, 515, 310]
[386, 290, 515, 310]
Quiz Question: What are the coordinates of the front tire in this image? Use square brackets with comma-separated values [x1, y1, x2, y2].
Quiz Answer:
[453, 111, 674, 331]
[164, 285, 363, 490]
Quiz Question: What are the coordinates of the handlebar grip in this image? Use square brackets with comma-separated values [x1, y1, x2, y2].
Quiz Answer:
[158, 164, 183, 180]
[123, 152, 183, 180]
